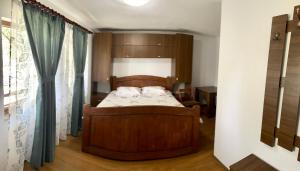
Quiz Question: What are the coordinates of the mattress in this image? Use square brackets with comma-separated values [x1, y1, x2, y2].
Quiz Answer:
[97, 90, 184, 108]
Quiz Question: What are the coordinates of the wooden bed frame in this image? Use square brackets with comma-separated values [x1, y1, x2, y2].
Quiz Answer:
[82, 75, 200, 160]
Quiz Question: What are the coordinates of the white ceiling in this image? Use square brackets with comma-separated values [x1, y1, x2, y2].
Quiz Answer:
[44, 0, 222, 36]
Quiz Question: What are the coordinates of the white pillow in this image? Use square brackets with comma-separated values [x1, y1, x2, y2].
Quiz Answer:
[142, 86, 167, 96]
[115, 87, 141, 97]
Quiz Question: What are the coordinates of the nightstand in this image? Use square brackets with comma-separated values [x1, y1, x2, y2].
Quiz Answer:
[195, 86, 217, 117]
[90, 92, 108, 107]
[174, 87, 201, 108]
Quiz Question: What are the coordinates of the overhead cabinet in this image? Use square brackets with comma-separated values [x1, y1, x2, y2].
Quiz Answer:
[112, 33, 175, 58]
[112, 33, 175, 46]
[112, 45, 174, 58]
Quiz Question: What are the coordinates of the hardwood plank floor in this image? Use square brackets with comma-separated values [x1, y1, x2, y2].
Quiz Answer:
[24, 117, 226, 171]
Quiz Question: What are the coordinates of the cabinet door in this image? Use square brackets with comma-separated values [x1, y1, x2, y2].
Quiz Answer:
[113, 33, 171, 46]
[123, 34, 164, 46]
[160, 46, 175, 58]
[112, 33, 124, 45]
[111, 46, 124, 58]
[92, 32, 112, 82]
[183, 35, 193, 83]
[173, 34, 193, 83]
[164, 35, 176, 46]
[112, 45, 173, 58]
[111, 33, 176, 58]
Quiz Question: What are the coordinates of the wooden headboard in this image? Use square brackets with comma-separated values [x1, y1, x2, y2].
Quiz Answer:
[110, 75, 173, 91]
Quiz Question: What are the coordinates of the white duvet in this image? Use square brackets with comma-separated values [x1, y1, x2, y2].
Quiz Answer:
[97, 90, 184, 108]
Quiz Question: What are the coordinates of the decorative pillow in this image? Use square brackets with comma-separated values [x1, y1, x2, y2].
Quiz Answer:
[142, 86, 167, 96]
[115, 87, 141, 97]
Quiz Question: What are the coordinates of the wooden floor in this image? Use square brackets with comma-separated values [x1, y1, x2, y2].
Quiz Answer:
[24, 117, 226, 171]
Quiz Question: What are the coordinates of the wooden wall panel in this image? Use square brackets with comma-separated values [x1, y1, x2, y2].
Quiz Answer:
[278, 6, 300, 151]
[261, 15, 288, 146]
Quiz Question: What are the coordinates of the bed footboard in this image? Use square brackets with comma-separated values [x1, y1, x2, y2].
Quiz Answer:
[82, 104, 200, 160]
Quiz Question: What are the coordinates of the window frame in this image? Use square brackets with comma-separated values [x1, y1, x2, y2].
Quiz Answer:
[1, 20, 11, 27]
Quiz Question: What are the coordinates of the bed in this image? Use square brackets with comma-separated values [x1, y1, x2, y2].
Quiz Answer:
[82, 75, 200, 160]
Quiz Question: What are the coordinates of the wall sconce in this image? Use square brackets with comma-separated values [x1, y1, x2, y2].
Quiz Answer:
[297, 8, 300, 28]
[273, 32, 280, 40]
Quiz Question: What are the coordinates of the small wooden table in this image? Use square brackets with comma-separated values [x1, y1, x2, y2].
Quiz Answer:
[195, 86, 217, 117]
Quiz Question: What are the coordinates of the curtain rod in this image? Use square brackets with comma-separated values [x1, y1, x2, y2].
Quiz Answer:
[23, 0, 93, 34]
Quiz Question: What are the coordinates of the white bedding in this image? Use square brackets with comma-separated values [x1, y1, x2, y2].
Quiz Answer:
[97, 90, 183, 108]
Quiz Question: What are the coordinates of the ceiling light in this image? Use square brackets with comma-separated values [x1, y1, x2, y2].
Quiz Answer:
[122, 0, 150, 7]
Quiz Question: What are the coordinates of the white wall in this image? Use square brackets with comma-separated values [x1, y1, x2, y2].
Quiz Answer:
[0, 0, 11, 19]
[192, 35, 219, 87]
[96, 57, 172, 92]
[214, 0, 300, 170]
[0, 0, 10, 169]
[112, 58, 172, 77]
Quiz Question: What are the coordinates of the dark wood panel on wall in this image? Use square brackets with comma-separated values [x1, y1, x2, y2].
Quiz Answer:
[278, 6, 300, 151]
[92, 32, 112, 82]
[260, 15, 288, 146]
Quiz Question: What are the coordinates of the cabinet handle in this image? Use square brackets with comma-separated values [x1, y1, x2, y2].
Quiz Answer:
[157, 55, 161, 58]
[176, 77, 179, 81]
[126, 55, 129, 58]
[157, 43, 161, 46]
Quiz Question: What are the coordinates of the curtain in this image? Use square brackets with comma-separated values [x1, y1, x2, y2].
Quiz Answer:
[22, 1, 65, 168]
[6, 0, 38, 170]
[84, 34, 92, 105]
[0, 13, 7, 171]
[71, 26, 87, 136]
[55, 23, 74, 144]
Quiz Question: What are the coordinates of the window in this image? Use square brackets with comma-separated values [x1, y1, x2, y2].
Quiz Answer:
[2, 19, 38, 115]
[2, 20, 11, 114]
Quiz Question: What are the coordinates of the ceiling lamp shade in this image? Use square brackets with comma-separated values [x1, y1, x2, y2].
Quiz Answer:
[122, 0, 150, 7]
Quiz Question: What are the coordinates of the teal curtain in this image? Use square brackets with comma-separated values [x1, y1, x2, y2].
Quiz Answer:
[71, 26, 87, 136]
[22, 2, 65, 168]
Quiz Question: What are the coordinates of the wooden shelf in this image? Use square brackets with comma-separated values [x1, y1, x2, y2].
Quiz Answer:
[230, 154, 277, 171]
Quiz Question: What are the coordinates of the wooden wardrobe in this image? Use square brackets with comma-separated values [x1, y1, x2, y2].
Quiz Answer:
[91, 32, 194, 99]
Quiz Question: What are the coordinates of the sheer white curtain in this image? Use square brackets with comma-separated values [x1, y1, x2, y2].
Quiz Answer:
[7, 0, 38, 170]
[0, 16, 8, 171]
[55, 23, 74, 144]
[84, 34, 93, 104]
